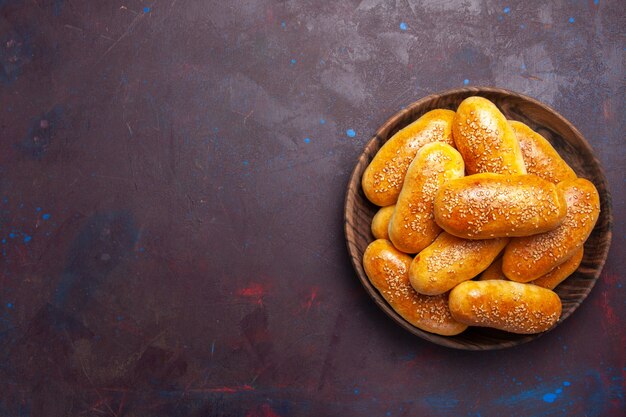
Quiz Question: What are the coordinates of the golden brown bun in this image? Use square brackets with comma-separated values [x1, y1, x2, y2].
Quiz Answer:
[477, 257, 506, 281]
[409, 232, 509, 295]
[452, 97, 526, 175]
[532, 247, 584, 289]
[371, 205, 395, 240]
[388, 143, 464, 253]
[362, 109, 456, 206]
[449, 281, 562, 334]
[503, 178, 600, 281]
[434, 173, 567, 239]
[363, 239, 467, 336]
[510, 121, 577, 184]
[480, 248, 583, 288]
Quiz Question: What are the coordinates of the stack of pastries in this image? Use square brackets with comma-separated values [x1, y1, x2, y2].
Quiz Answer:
[362, 97, 600, 336]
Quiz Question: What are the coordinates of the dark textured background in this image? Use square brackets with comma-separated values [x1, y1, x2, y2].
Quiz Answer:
[0, 1, 624, 416]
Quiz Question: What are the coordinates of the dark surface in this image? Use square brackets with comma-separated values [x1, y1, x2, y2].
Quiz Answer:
[0, 1, 624, 416]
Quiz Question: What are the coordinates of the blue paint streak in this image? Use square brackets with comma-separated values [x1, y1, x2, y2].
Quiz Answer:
[354, 388, 359, 395]
[594, 0, 599, 4]
[7, 303, 13, 308]
[504, 7, 510, 14]
[304, 137, 310, 144]
[23, 235, 31, 243]
[320, 118, 325, 124]
[399, 22, 408, 31]
[42, 213, 51, 220]
[542, 393, 557, 403]
[464, 79, 470, 85]
[563, 381, 571, 386]
[290, 58, 297, 64]
[143, 6, 151, 13]
[35, 207, 41, 212]
[569, 17, 575, 23]
[346, 129, 356, 137]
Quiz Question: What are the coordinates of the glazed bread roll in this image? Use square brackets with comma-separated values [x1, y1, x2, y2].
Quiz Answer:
[477, 257, 506, 281]
[371, 205, 395, 240]
[478, 248, 583, 288]
[434, 173, 567, 239]
[532, 247, 584, 289]
[452, 96, 526, 175]
[388, 143, 465, 253]
[448, 281, 562, 334]
[510, 121, 577, 184]
[362, 109, 456, 206]
[363, 239, 467, 336]
[503, 178, 600, 282]
[409, 232, 509, 295]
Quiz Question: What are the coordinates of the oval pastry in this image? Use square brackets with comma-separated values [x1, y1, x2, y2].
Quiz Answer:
[363, 239, 467, 336]
[452, 96, 526, 175]
[388, 142, 464, 253]
[532, 247, 584, 290]
[510, 120, 577, 184]
[502, 178, 600, 282]
[449, 281, 562, 334]
[409, 232, 509, 296]
[362, 109, 456, 206]
[434, 173, 567, 239]
[371, 205, 395, 240]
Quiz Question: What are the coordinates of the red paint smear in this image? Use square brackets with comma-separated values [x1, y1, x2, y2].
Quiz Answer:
[601, 272, 619, 287]
[237, 283, 267, 298]
[303, 287, 319, 312]
[245, 404, 281, 417]
[599, 290, 618, 327]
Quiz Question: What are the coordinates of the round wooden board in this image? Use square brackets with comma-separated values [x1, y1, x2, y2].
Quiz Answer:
[344, 87, 613, 350]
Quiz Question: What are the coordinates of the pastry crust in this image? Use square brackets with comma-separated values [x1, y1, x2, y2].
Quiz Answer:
[532, 247, 584, 289]
[434, 173, 567, 239]
[363, 239, 467, 336]
[371, 205, 395, 240]
[477, 257, 506, 281]
[452, 96, 526, 175]
[510, 120, 577, 184]
[409, 232, 509, 296]
[503, 178, 600, 282]
[388, 143, 464, 253]
[362, 109, 456, 206]
[449, 280, 562, 334]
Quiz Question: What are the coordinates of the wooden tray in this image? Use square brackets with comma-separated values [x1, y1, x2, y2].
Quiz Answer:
[344, 87, 613, 350]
